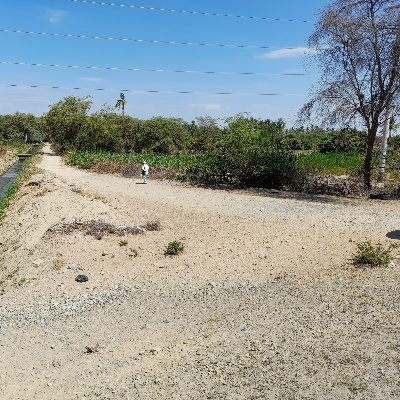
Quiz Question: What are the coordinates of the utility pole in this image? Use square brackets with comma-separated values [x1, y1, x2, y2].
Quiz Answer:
[377, 107, 391, 183]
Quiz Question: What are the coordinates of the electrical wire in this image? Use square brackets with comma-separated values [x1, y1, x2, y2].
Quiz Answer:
[69, 0, 311, 23]
[0, 28, 302, 50]
[5, 83, 302, 96]
[0, 60, 307, 76]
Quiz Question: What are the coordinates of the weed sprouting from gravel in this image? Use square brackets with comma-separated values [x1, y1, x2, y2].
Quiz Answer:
[84, 344, 100, 354]
[119, 239, 128, 247]
[351, 241, 399, 268]
[52, 253, 66, 271]
[164, 240, 185, 256]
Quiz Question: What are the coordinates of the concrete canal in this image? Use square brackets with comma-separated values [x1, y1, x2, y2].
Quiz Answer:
[0, 160, 26, 201]
[0, 146, 37, 201]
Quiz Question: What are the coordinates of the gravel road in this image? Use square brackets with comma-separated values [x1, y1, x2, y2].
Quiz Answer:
[0, 145, 399, 399]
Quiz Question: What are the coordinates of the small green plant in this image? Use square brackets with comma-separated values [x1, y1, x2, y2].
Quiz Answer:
[52, 253, 66, 271]
[352, 241, 399, 268]
[119, 239, 128, 247]
[347, 383, 367, 393]
[164, 240, 185, 256]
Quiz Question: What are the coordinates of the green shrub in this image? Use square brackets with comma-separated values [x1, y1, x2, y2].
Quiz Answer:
[164, 240, 185, 256]
[351, 241, 399, 268]
[186, 115, 299, 188]
[134, 117, 190, 154]
[286, 129, 327, 151]
[318, 130, 366, 154]
[0, 113, 42, 143]
[388, 135, 400, 151]
[185, 116, 224, 153]
[76, 116, 124, 152]
[44, 96, 92, 152]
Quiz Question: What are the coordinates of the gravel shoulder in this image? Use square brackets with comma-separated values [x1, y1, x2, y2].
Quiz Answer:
[0, 145, 399, 399]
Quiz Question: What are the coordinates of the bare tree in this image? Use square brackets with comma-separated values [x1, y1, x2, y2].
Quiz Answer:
[300, 0, 400, 188]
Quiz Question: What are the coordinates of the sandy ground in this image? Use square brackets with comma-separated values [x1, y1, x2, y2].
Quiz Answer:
[0, 145, 400, 399]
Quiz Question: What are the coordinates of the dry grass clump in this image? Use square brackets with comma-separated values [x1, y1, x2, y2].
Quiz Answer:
[52, 253, 66, 270]
[84, 343, 100, 354]
[143, 220, 161, 231]
[49, 219, 144, 239]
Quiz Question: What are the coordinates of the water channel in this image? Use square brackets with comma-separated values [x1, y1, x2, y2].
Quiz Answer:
[0, 146, 37, 201]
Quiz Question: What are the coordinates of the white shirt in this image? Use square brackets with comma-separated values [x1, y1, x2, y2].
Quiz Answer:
[142, 163, 149, 173]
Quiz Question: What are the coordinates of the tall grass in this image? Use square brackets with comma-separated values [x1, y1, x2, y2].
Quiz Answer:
[0, 140, 31, 154]
[66, 150, 200, 171]
[297, 152, 364, 175]
[68, 150, 366, 179]
[66, 149, 400, 190]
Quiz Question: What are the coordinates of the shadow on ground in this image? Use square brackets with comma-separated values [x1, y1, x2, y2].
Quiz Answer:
[191, 183, 365, 205]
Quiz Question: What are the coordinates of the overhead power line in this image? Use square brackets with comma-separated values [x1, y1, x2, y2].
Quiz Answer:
[0, 28, 301, 50]
[0, 60, 307, 77]
[69, 0, 311, 23]
[4, 83, 305, 97]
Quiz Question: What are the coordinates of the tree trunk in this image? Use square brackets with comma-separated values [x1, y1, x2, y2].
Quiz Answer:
[363, 126, 378, 189]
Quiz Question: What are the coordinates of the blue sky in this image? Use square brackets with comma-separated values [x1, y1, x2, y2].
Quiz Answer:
[0, 0, 327, 126]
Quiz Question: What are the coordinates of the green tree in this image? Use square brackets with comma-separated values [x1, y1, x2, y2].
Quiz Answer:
[76, 116, 123, 152]
[135, 117, 189, 154]
[189, 115, 297, 188]
[0, 113, 41, 143]
[318, 130, 367, 153]
[186, 116, 223, 153]
[44, 96, 92, 152]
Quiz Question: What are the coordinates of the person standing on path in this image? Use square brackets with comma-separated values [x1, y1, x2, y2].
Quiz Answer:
[141, 161, 149, 184]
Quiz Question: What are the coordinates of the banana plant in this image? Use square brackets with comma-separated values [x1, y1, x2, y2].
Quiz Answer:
[115, 92, 126, 116]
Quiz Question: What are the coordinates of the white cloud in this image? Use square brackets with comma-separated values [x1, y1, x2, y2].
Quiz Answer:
[188, 103, 223, 111]
[259, 47, 318, 59]
[46, 9, 68, 24]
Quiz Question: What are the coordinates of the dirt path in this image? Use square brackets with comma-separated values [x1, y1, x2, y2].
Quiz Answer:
[0, 145, 399, 399]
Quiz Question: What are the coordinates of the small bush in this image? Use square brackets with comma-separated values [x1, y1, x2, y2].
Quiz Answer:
[164, 240, 185, 256]
[144, 220, 161, 231]
[351, 241, 399, 268]
[318, 130, 366, 154]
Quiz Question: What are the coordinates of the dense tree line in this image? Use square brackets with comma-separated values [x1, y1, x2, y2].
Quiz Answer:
[0, 95, 388, 189]
[0, 113, 44, 144]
